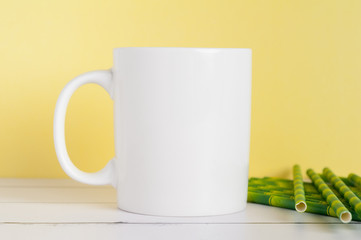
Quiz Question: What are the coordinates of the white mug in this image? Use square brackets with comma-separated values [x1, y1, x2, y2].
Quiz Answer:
[54, 47, 252, 216]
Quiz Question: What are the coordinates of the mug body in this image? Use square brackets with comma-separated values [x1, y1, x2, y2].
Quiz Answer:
[112, 47, 252, 216]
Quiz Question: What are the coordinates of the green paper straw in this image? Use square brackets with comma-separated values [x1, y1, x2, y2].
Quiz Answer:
[247, 191, 328, 217]
[247, 191, 361, 221]
[340, 177, 353, 186]
[249, 180, 320, 194]
[293, 165, 307, 212]
[248, 185, 323, 198]
[249, 177, 361, 198]
[248, 186, 325, 202]
[319, 174, 354, 186]
[348, 173, 361, 189]
[249, 177, 361, 208]
[248, 177, 361, 221]
[247, 191, 294, 209]
[248, 191, 325, 206]
[306, 169, 351, 223]
[323, 168, 361, 217]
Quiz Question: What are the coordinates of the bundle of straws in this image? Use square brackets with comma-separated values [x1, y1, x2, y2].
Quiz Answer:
[247, 165, 361, 223]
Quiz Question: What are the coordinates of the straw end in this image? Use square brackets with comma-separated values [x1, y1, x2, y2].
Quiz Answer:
[340, 211, 352, 224]
[295, 201, 307, 213]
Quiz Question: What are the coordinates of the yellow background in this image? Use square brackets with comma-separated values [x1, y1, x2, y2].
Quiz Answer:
[1, 0, 361, 179]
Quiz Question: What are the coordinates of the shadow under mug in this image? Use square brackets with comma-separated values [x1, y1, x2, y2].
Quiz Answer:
[54, 47, 252, 216]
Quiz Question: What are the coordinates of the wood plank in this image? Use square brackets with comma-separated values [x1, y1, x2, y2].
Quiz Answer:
[0, 178, 112, 188]
[0, 179, 350, 224]
[0, 203, 343, 224]
[0, 187, 116, 203]
[1, 223, 360, 240]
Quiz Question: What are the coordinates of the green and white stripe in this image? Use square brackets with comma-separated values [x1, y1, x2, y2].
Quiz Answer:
[247, 190, 361, 221]
[348, 173, 361, 189]
[306, 168, 351, 223]
[323, 168, 361, 217]
[293, 165, 307, 212]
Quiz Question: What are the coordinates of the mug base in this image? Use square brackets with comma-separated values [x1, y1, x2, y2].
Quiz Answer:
[116, 203, 247, 217]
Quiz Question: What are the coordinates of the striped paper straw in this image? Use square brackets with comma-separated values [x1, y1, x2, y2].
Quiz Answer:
[307, 169, 351, 223]
[323, 168, 361, 217]
[348, 173, 361, 189]
[293, 165, 307, 212]
[319, 174, 354, 186]
[247, 191, 361, 221]
[249, 177, 361, 198]
[250, 179, 320, 194]
[248, 186, 324, 201]
[249, 177, 361, 206]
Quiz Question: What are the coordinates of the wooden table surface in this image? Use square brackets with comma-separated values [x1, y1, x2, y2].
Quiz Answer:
[0, 179, 360, 239]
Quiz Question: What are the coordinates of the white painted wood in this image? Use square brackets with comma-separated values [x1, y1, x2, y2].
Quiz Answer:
[0, 187, 116, 203]
[1, 223, 360, 240]
[0, 178, 344, 224]
[0, 178, 112, 188]
[0, 202, 343, 224]
[0, 178, 359, 240]
[0, 186, 341, 223]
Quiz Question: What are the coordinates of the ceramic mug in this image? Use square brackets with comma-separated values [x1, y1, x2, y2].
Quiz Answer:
[54, 47, 252, 216]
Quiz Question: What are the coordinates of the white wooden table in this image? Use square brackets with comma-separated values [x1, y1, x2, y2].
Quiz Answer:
[0, 179, 360, 239]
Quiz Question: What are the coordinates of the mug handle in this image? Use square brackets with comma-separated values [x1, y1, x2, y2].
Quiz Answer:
[54, 70, 115, 186]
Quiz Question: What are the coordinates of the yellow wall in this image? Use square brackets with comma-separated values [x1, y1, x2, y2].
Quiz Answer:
[1, 0, 361, 179]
